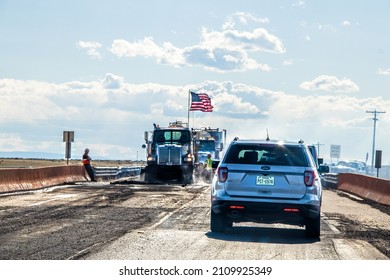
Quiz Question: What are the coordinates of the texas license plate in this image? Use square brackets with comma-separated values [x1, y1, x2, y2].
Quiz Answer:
[256, 176, 274, 185]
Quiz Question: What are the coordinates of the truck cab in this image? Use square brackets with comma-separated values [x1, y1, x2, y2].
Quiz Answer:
[143, 121, 194, 184]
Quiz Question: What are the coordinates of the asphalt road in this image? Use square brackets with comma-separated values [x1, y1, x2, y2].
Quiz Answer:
[0, 180, 388, 260]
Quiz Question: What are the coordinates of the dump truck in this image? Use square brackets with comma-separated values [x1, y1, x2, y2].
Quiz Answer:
[192, 127, 226, 181]
[142, 121, 194, 184]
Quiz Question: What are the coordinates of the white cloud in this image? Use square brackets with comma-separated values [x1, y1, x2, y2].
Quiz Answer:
[292, 0, 305, 8]
[2, 76, 388, 161]
[213, 92, 262, 115]
[208, 28, 286, 54]
[183, 45, 271, 72]
[341, 20, 352, 27]
[299, 75, 360, 93]
[0, 133, 31, 151]
[318, 24, 337, 33]
[110, 37, 159, 58]
[108, 15, 284, 73]
[110, 34, 275, 73]
[76, 40, 102, 59]
[378, 68, 390, 76]
[229, 12, 269, 26]
[222, 12, 269, 30]
[110, 38, 185, 66]
[101, 73, 124, 89]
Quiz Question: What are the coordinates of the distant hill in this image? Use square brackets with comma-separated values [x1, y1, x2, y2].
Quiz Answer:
[0, 151, 65, 160]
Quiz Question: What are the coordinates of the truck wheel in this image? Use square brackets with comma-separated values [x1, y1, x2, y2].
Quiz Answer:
[305, 214, 321, 238]
[184, 174, 193, 185]
[144, 172, 152, 183]
[144, 166, 156, 183]
[210, 211, 227, 233]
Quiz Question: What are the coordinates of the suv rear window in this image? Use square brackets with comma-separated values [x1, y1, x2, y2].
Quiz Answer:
[224, 144, 308, 167]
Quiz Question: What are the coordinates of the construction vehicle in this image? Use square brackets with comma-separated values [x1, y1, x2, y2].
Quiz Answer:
[192, 127, 226, 181]
[142, 121, 194, 184]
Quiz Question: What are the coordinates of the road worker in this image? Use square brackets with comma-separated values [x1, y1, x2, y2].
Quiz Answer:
[82, 148, 96, 182]
[204, 153, 213, 182]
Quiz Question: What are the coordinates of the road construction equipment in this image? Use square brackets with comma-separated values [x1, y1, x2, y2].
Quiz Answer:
[142, 121, 194, 184]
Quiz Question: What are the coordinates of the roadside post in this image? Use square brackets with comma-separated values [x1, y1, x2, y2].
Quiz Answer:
[375, 150, 382, 178]
[63, 131, 74, 165]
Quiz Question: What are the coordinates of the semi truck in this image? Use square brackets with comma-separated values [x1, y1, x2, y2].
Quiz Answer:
[142, 121, 194, 184]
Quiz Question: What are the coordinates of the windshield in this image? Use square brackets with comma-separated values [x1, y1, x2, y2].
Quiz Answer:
[224, 144, 308, 167]
[153, 130, 190, 144]
[198, 140, 215, 152]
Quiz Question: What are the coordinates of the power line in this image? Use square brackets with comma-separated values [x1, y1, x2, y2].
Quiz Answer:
[366, 109, 386, 173]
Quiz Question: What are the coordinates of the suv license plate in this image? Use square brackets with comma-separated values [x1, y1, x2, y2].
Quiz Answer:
[256, 176, 274, 186]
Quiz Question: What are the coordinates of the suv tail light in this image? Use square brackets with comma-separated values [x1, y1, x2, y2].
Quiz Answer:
[304, 170, 316, 186]
[229, 205, 245, 210]
[217, 167, 228, 182]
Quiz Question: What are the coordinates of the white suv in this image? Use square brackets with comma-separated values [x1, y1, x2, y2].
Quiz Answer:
[210, 138, 322, 238]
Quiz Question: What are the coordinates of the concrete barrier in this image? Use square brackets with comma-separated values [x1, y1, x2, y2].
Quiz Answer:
[337, 173, 390, 206]
[0, 165, 87, 193]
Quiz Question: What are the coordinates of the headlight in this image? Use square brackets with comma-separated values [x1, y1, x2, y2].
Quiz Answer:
[147, 155, 157, 162]
[183, 154, 193, 162]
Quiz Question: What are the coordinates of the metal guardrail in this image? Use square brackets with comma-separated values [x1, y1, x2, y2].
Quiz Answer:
[321, 173, 339, 188]
[94, 166, 141, 180]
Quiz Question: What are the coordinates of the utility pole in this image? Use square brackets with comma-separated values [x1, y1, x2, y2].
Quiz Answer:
[314, 142, 325, 158]
[366, 110, 385, 173]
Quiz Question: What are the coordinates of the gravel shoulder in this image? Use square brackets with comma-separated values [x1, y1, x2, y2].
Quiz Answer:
[322, 187, 390, 258]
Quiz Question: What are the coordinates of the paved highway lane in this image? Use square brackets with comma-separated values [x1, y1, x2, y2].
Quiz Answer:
[83, 184, 388, 260]
[0, 181, 388, 260]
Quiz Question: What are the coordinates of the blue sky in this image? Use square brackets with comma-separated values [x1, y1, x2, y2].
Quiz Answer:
[1, 0, 390, 165]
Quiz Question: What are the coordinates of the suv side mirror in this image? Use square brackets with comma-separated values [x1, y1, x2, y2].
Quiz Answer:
[318, 165, 330, 174]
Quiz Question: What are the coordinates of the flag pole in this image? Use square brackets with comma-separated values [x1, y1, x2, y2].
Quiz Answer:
[187, 90, 190, 127]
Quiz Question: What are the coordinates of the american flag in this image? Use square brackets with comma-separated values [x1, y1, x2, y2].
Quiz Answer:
[189, 91, 214, 112]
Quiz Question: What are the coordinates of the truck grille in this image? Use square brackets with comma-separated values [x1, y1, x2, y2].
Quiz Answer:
[158, 146, 181, 165]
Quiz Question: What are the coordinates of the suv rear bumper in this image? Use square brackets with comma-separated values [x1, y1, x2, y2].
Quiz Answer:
[212, 200, 320, 225]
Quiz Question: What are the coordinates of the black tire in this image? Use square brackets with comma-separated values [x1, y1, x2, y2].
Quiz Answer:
[210, 211, 227, 233]
[144, 166, 156, 183]
[183, 172, 193, 185]
[226, 220, 233, 228]
[182, 166, 194, 185]
[305, 214, 321, 238]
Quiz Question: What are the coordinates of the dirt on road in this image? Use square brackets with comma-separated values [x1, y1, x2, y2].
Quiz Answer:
[0, 182, 388, 260]
[0, 182, 205, 260]
[321, 188, 390, 258]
